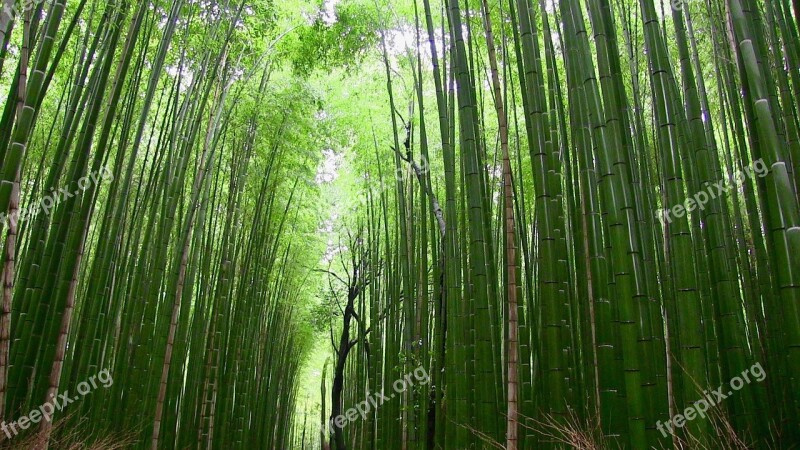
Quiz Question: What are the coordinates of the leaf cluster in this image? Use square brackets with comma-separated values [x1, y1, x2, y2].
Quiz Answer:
[286, 0, 381, 76]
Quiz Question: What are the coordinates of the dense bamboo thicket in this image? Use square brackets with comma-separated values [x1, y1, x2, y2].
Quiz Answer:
[0, 0, 798, 449]
[311, 0, 800, 448]
[0, 1, 323, 448]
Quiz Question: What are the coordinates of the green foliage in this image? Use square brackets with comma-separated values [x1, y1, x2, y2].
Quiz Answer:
[0, 0, 799, 449]
[286, 0, 381, 76]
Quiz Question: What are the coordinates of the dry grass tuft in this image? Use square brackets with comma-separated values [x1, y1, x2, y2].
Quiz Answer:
[0, 414, 136, 450]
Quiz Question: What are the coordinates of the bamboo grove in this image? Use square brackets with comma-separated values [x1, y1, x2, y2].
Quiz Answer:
[0, 0, 326, 448]
[306, 0, 800, 448]
[0, 0, 798, 449]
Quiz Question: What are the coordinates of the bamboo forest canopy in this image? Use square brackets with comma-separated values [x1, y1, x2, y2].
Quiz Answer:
[0, 0, 798, 448]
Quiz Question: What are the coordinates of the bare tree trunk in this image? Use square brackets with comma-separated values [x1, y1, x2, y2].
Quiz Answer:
[321, 360, 330, 450]
[331, 294, 356, 450]
[480, 1, 518, 447]
[0, 8, 29, 425]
